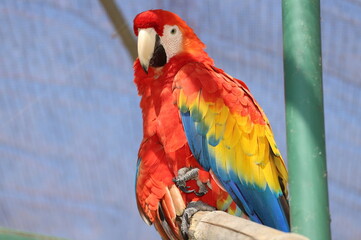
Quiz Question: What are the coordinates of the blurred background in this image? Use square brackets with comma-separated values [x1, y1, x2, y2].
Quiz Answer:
[0, 0, 360, 239]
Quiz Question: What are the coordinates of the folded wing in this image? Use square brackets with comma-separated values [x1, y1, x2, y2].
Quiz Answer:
[173, 62, 290, 231]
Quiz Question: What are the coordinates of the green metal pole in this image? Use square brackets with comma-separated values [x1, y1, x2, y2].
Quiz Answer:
[282, 1, 331, 240]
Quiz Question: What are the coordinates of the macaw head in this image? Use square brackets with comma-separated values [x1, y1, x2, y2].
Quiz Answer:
[134, 9, 207, 73]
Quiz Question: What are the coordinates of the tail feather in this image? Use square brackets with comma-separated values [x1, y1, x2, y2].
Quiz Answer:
[153, 185, 187, 240]
[156, 203, 182, 240]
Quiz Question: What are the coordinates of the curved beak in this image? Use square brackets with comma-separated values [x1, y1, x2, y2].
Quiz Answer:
[137, 28, 157, 73]
[137, 28, 167, 74]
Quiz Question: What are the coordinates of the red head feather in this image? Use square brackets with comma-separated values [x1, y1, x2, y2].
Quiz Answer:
[133, 9, 207, 55]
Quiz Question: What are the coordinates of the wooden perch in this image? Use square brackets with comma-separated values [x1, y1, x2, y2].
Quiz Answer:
[188, 211, 309, 240]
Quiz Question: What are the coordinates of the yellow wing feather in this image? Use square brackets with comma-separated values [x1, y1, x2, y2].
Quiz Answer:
[176, 66, 288, 196]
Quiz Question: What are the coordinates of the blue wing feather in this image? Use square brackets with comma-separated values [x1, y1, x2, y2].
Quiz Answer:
[176, 62, 289, 232]
[181, 108, 290, 231]
[181, 112, 210, 170]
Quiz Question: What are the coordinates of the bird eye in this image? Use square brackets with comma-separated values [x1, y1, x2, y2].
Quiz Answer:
[171, 28, 177, 34]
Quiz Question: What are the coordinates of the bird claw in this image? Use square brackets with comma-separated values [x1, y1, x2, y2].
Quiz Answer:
[193, 191, 205, 197]
[180, 201, 216, 240]
[173, 167, 210, 196]
[173, 174, 192, 194]
[178, 185, 195, 194]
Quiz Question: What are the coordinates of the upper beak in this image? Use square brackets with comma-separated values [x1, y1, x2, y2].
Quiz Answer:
[137, 28, 167, 74]
[137, 28, 157, 73]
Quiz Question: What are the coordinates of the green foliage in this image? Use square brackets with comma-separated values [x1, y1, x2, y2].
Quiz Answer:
[0, 228, 67, 240]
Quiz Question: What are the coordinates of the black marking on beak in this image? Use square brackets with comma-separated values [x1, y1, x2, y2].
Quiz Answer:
[141, 64, 148, 74]
[149, 35, 167, 68]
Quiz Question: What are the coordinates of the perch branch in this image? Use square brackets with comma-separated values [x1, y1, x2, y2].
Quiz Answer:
[99, 0, 137, 60]
[189, 211, 309, 240]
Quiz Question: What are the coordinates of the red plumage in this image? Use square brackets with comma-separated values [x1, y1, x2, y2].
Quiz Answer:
[133, 9, 269, 239]
[134, 55, 229, 239]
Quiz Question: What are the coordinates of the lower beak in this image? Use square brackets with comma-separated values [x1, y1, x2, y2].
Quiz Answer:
[137, 28, 167, 74]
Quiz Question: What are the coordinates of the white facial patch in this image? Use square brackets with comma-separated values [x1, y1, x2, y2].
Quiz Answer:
[160, 25, 183, 62]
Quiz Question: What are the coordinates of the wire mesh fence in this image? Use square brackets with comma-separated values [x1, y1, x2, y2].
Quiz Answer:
[0, 0, 360, 239]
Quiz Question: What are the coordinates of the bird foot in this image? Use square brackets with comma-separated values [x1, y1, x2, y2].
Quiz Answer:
[173, 167, 209, 196]
[180, 201, 216, 240]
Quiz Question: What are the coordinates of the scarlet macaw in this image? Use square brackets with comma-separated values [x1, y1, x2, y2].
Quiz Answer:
[133, 9, 289, 239]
